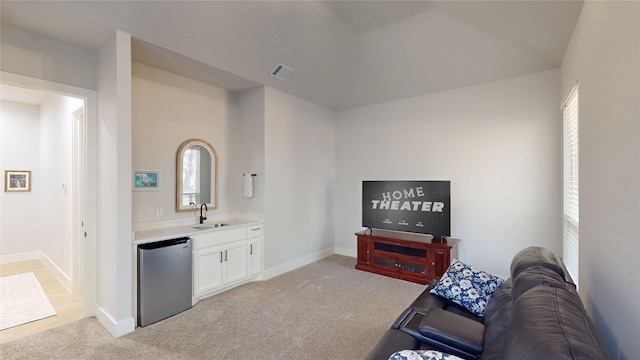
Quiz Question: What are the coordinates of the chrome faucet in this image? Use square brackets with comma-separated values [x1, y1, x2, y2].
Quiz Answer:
[199, 203, 208, 224]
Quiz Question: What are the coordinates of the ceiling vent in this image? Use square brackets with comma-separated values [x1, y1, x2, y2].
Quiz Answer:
[271, 63, 293, 80]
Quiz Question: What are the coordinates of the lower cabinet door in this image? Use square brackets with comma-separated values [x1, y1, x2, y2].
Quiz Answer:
[248, 238, 262, 276]
[223, 241, 248, 284]
[193, 245, 224, 296]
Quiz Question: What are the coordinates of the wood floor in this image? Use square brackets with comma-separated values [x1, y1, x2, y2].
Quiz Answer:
[0, 259, 83, 344]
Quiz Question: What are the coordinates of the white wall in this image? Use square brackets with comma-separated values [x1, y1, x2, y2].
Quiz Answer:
[263, 88, 336, 273]
[131, 62, 242, 225]
[237, 87, 266, 216]
[96, 30, 134, 337]
[0, 100, 41, 256]
[38, 95, 83, 278]
[334, 70, 562, 277]
[561, 2, 640, 359]
[0, 24, 98, 91]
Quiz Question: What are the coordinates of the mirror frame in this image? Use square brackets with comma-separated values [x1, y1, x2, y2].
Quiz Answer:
[176, 139, 217, 212]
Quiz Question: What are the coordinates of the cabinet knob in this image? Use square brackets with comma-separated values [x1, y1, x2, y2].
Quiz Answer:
[432, 262, 436, 266]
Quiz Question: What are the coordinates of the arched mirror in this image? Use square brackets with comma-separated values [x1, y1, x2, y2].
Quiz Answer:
[176, 139, 216, 212]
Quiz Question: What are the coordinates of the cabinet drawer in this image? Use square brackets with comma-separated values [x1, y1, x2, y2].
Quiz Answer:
[247, 225, 263, 239]
[193, 228, 247, 250]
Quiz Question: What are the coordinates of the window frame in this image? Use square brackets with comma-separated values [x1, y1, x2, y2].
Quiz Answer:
[562, 83, 579, 287]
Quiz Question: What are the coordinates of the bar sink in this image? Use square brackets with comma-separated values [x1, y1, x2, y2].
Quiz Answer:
[192, 223, 228, 230]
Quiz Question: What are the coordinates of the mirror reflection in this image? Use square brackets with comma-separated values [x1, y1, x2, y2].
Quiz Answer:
[176, 139, 216, 212]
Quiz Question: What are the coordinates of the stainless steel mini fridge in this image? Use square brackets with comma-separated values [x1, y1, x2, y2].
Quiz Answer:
[137, 237, 192, 327]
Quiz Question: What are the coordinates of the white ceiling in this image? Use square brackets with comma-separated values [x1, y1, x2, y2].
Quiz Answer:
[0, 1, 584, 111]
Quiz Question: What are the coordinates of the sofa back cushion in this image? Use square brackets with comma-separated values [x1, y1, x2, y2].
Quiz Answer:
[409, 281, 450, 312]
[510, 247, 576, 287]
[482, 280, 512, 349]
[511, 265, 567, 300]
[505, 286, 610, 360]
[483, 279, 512, 320]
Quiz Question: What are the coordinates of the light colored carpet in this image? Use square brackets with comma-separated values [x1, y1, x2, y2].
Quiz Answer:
[0, 272, 57, 330]
[0, 255, 425, 359]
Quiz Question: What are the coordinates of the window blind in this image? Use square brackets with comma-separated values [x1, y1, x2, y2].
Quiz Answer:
[562, 85, 579, 286]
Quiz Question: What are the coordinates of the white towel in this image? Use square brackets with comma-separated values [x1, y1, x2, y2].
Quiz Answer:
[244, 173, 254, 198]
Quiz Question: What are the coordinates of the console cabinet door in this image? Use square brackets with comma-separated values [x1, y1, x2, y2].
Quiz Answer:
[357, 236, 371, 266]
[193, 245, 223, 296]
[398, 256, 429, 278]
[432, 248, 450, 277]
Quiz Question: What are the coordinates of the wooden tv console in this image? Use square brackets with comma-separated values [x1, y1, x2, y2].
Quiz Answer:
[355, 229, 459, 285]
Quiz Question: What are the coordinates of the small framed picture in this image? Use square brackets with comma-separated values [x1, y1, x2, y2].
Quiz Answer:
[133, 170, 160, 191]
[4, 170, 32, 192]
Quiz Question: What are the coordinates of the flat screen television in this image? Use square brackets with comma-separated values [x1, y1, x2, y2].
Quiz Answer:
[362, 180, 450, 237]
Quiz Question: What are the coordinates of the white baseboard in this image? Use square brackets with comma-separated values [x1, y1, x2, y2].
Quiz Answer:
[39, 252, 72, 292]
[1, 251, 72, 292]
[262, 247, 335, 280]
[95, 307, 135, 337]
[1, 251, 41, 264]
[334, 247, 356, 258]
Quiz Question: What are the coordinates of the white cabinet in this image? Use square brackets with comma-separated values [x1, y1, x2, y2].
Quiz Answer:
[248, 239, 262, 276]
[191, 223, 262, 301]
[222, 240, 248, 284]
[248, 225, 263, 276]
[193, 245, 223, 296]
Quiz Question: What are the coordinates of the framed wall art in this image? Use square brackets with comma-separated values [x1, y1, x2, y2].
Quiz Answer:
[133, 170, 160, 190]
[4, 170, 32, 192]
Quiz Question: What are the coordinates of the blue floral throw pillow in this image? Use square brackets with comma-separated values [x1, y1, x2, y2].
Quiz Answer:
[388, 350, 464, 360]
[430, 259, 504, 317]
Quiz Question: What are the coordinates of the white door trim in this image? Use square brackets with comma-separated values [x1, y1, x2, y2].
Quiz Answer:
[72, 106, 85, 293]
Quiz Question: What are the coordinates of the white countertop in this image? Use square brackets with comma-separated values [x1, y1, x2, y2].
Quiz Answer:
[133, 218, 263, 245]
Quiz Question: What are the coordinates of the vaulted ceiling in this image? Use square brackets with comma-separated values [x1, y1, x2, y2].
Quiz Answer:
[1, 1, 583, 111]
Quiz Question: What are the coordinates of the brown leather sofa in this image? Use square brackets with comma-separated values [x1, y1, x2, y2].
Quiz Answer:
[364, 247, 610, 360]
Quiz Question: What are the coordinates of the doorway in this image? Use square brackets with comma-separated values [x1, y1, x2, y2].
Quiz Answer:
[0, 72, 97, 335]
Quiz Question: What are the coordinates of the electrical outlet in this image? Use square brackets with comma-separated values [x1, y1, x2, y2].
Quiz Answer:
[156, 208, 163, 217]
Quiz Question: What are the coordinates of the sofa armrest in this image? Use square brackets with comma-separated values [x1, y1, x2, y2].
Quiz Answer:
[418, 308, 485, 356]
[390, 308, 417, 329]
[364, 329, 424, 360]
